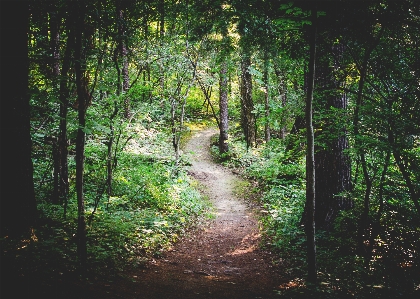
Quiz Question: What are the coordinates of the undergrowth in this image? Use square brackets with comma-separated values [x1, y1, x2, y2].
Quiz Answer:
[1, 121, 211, 281]
[213, 132, 420, 298]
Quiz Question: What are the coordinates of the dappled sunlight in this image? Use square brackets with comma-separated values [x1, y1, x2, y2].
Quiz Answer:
[226, 232, 260, 256]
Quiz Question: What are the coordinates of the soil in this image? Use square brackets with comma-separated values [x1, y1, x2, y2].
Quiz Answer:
[11, 128, 288, 299]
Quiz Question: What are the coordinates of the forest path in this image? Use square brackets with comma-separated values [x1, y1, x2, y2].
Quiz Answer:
[77, 127, 286, 298]
[116, 127, 285, 298]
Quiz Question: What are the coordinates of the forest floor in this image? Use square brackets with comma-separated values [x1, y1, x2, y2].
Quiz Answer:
[16, 127, 289, 298]
[86, 127, 287, 298]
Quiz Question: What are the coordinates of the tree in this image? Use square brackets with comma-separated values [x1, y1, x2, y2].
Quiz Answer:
[305, 4, 317, 284]
[73, 0, 93, 266]
[116, 0, 130, 118]
[240, 51, 255, 148]
[313, 2, 352, 230]
[219, 58, 229, 154]
[0, 0, 37, 237]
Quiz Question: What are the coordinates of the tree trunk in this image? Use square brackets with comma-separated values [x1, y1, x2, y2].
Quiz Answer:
[107, 103, 118, 201]
[59, 23, 74, 217]
[49, 2, 61, 204]
[240, 53, 255, 149]
[263, 51, 270, 143]
[313, 34, 352, 230]
[74, 2, 88, 267]
[305, 6, 317, 284]
[116, 0, 130, 118]
[219, 60, 229, 154]
[0, 0, 37, 237]
[159, 0, 165, 96]
[49, 3, 61, 78]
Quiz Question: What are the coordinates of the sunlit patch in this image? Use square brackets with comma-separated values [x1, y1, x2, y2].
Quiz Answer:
[277, 278, 305, 290]
[226, 232, 260, 255]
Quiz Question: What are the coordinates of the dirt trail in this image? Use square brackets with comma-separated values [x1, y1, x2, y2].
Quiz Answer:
[76, 128, 285, 298]
[118, 127, 284, 298]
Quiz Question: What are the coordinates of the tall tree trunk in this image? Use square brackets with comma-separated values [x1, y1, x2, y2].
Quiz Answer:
[143, 12, 151, 102]
[158, 0, 165, 97]
[49, 2, 60, 204]
[59, 24, 74, 218]
[263, 51, 270, 143]
[314, 35, 352, 230]
[74, 2, 88, 267]
[49, 3, 61, 78]
[107, 103, 118, 201]
[273, 66, 287, 139]
[240, 53, 255, 149]
[305, 6, 317, 284]
[116, 0, 130, 118]
[219, 60, 229, 154]
[0, 0, 37, 237]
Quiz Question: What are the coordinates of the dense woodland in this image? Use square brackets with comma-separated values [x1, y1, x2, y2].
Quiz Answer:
[1, 0, 419, 297]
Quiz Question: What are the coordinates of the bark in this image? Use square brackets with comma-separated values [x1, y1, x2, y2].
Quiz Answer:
[116, 0, 130, 118]
[313, 35, 352, 230]
[159, 0, 165, 95]
[49, 2, 61, 204]
[240, 54, 255, 149]
[74, 2, 89, 266]
[107, 103, 118, 201]
[49, 3, 61, 78]
[59, 27, 74, 216]
[219, 60, 229, 154]
[51, 137, 60, 204]
[0, 0, 37, 237]
[159, 0, 165, 38]
[305, 6, 317, 284]
[143, 13, 151, 102]
[263, 52, 270, 143]
[273, 66, 287, 139]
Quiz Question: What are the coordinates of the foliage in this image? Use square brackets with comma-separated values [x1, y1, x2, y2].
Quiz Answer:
[3, 117, 210, 280]
[220, 127, 419, 297]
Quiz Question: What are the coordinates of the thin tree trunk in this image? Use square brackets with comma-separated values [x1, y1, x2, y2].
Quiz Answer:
[159, 0, 165, 96]
[49, 3, 61, 78]
[116, 0, 130, 118]
[59, 20, 74, 217]
[263, 51, 270, 143]
[354, 43, 374, 257]
[107, 102, 118, 201]
[273, 66, 288, 139]
[74, 3, 88, 267]
[240, 53, 255, 149]
[50, 2, 61, 204]
[305, 6, 317, 284]
[197, 76, 219, 126]
[219, 60, 229, 154]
